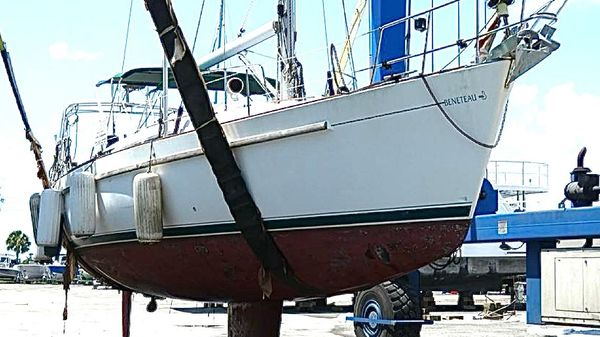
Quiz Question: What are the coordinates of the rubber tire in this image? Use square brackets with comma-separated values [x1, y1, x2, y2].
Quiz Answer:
[353, 281, 422, 337]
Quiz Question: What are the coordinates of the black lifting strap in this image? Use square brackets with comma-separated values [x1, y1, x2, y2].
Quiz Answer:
[144, 0, 317, 296]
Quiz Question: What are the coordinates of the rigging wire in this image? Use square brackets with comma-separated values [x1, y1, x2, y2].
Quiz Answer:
[238, 0, 257, 37]
[212, 0, 226, 104]
[320, 0, 332, 72]
[175, 0, 206, 135]
[191, 0, 207, 54]
[120, 0, 134, 73]
[431, 0, 435, 72]
[340, 0, 358, 90]
[247, 49, 277, 60]
[212, 0, 226, 52]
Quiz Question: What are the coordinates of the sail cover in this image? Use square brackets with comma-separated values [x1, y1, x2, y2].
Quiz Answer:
[96, 67, 277, 96]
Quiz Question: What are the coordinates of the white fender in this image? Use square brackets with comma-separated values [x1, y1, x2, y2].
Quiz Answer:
[37, 189, 63, 247]
[133, 172, 163, 243]
[68, 172, 96, 237]
[29, 193, 40, 244]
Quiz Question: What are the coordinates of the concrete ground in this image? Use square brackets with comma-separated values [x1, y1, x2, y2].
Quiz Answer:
[0, 284, 596, 337]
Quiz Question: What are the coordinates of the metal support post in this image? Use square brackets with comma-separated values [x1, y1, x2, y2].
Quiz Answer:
[407, 270, 421, 304]
[526, 240, 556, 324]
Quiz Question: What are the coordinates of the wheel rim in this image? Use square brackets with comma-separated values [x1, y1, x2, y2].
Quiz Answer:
[360, 299, 383, 337]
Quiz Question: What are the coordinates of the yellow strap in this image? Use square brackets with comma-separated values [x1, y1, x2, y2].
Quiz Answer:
[0, 33, 5, 51]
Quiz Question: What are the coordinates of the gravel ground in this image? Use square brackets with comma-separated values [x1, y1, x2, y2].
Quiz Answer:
[0, 284, 593, 337]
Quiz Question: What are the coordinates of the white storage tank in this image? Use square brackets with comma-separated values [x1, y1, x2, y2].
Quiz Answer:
[133, 172, 163, 243]
[37, 189, 63, 247]
[68, 172, 96, 237]
[542, 248, 600, 326]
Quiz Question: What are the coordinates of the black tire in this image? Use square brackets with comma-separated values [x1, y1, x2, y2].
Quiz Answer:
[354, 281, 422, 337]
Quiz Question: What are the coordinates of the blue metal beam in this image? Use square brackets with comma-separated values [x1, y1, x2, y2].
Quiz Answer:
[466, 207, 600, 243]
[464, 205, 600, 325]
[346, 317, 434, 326]
[369, 0, 407, 82]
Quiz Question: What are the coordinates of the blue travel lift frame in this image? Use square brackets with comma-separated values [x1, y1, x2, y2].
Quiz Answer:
[346, 316, 434, 326]
[464, 206, 600, 324]
[348, 199, 600, 327]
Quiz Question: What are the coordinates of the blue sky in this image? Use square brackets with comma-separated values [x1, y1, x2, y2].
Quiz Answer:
[0, 0, 599, 255]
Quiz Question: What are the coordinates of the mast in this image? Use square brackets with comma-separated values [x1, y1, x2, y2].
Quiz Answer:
[162, 56, 169, 136]
[277, 0, 304, 99]
[144, 0, 315, 297]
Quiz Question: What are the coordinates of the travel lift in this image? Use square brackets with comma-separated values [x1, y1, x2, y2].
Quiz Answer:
[349, 147, 600, 337]
[465, 147, 600, 325]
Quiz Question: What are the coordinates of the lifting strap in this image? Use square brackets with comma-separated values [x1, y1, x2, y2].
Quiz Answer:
[0, 33, 51, 189]
[144, 0, 317, 297]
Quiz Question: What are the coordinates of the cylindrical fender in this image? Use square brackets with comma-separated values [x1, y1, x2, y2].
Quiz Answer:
[68, 172, 97, 237]
[37, 189, 63, 247]
[29, 193, 40, 244]
[133, 172, 163, 243]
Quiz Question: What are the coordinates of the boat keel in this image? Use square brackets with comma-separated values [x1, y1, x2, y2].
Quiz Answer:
[228, 301, 283, 337]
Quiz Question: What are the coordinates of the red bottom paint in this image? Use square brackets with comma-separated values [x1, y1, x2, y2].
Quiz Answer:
[77, 220, 469, 301]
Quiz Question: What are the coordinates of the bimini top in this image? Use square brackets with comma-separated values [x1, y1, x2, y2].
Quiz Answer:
[96, 67, 277, 96]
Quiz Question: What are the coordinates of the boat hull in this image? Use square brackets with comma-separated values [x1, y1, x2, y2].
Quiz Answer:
[0, 268, 20, 281]
[77, 219, 469, 301]
[60, 60, 512, 301]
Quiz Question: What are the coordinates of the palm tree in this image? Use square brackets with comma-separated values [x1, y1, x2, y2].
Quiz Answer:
[5, 230, 31, 262]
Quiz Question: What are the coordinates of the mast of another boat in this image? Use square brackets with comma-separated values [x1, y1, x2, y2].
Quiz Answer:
[162, 56, 169, 136]
[277, 0, 304, 100]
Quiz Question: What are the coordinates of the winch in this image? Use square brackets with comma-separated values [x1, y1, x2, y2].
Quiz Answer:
[564, 147, 600, 207]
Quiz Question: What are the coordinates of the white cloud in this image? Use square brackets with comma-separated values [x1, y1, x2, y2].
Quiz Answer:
[48, 42, 101, 61]
[492, 82, 600, 210]
[580, 0, 600, 6]
[508, 83, 539, 107]
[506, 0, 597, 20]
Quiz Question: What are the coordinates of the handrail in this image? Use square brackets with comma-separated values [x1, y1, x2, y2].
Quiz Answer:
[486, 160, 549, 192]
[361, 11, 559, 77]
[489, 160, 549, 166]
[363, 0, 459, 36]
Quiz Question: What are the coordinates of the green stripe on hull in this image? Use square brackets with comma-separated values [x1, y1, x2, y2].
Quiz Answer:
[74, 205, 471, 247]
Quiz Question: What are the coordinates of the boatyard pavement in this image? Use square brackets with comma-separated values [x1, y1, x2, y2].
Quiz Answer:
[0, 284, 595, 337]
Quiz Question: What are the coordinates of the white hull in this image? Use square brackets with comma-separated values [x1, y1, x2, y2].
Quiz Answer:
[61, 61, 511, 243]
[0, 268, 20, 280]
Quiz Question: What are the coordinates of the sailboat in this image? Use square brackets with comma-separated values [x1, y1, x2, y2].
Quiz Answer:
[32, 0, 564, 304]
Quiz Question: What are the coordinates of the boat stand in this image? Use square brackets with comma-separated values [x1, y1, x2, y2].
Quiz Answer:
[121, 291, 132, 337]
[228, 301, 283, 337]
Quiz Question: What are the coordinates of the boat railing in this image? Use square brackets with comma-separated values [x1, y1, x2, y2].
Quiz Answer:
[58, 57, 281, 147]
[486, 160, 549, 194]
[63, 102, 164, 116]
[358, 0, 565, 83]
